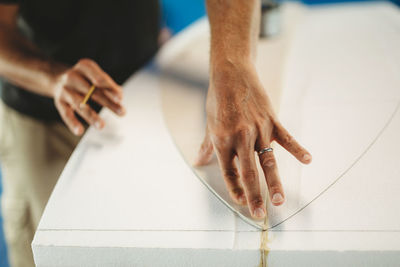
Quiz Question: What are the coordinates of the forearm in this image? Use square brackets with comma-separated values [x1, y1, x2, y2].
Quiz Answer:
[0, 21, 66, 98]
[206, 0, 260, 68]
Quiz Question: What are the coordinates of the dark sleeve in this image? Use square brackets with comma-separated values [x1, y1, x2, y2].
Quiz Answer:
[0, 0, 19, 3]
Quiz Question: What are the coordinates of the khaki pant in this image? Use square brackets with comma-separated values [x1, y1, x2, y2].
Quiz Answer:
[0, 101, 80, 267]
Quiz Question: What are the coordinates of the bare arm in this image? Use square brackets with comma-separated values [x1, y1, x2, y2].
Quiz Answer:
[0, 4, 125, 135]
[207, 0, 259, 68]
[0, 4, 64, 97]
[196, 0, 312, 219]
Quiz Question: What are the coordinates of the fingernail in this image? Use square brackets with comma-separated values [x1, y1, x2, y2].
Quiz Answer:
[193, 153, 204, 166]
[118, 107, 125, 116]
[94, 121, 102, 129]
[74, 126, 81, 135]
[253, 207, 265, 218]
[114, 95, 121, 102]
[272, 193, 284, 204]
[238, 195, 247, 205]
[193, 157, 202, 166]
[303, 154, 312, 162]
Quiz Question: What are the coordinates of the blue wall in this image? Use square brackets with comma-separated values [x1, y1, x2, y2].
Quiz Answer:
[160, 0, 206, 34]
[161, 0, 399, 35]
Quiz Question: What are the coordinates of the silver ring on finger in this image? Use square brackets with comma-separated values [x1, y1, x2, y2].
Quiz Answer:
[258, 147, 273, 155]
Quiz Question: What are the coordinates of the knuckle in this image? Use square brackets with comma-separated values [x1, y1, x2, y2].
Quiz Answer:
[72, 102, 80, 111]
[65, 107, 74, 116]
[235, 126, 253, 139]
[282, 133, 294, 145]
[223, 168, 239, 182]
[230, 187, 244, 199]
[212, 134, 231, 149]
[64, 69, 77, 82]
[268, 184, 282, 192]
[242, 170, 258, 184]
[231, 187, 243, 195]
[62, 85, 71, 94]
[57, 105, 67, 117]
[84, 108, 96, 120]
[250, 196, 263, 207]
[77, 58, 94, 67]
[93, 76, 106, 85]
[255, 118, 268, 131]
[56, 105, 66, 116]
[96, 92, 111, 104]
[58, 86, 70, 101]
[260, 155, 275, 168]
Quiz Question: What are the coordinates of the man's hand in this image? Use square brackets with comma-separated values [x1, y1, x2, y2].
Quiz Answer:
[0, 6, 125, 136]
[195, 59, 312, 219]
[53, 59, 126, 136]
[200, 0, 312, 219]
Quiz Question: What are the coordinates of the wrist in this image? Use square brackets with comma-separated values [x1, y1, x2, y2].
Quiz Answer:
[211, 52, 252, 69]
[210, 55, 255, 84]
[45, 61, 68, 98]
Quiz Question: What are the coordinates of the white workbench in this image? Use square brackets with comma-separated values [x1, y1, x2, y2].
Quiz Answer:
[32, 2, 400, 266]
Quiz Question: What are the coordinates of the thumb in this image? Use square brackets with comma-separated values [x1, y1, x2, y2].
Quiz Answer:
[194, 132, 214, 166]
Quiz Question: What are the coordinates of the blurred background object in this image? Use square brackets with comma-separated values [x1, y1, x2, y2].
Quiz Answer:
[0, 169, 9, 267]
[260, 0, 281, 38]
[305, 0, 399, 5]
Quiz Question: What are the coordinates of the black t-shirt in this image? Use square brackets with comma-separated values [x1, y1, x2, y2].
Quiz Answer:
[0, 0, 160, 121]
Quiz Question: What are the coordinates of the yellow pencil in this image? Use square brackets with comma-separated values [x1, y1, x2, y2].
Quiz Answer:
[80, 85, 96, 107]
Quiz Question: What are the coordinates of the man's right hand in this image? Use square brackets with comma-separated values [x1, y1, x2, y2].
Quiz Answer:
[53, 58, 126, 136]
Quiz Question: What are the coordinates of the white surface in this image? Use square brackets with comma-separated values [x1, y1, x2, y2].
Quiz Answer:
[268, 0, 400, 228]
[33, 2, 400, 266]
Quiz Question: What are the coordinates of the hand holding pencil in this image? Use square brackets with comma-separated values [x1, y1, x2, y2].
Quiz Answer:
[80, 84, 97, 108]
[53, 58, 126, 135]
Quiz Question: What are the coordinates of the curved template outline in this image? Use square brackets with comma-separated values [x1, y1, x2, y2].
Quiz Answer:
[162, 81, 400, 231]
[268, 100, 400, 230]
[157, 14, 400, 231]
